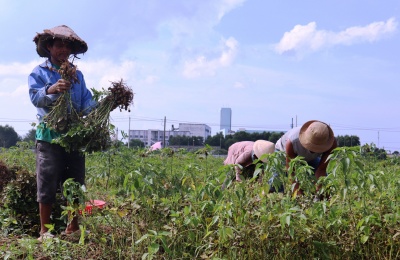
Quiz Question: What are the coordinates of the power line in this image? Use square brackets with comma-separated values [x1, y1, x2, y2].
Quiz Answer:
[3, 116, 400, 134]
[3, 116, 400, 150]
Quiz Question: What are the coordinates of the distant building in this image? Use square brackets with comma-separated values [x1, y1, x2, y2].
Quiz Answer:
[220, 108, 232, 135]
[129, 129, 190, 146]
[129, 123, 211, 146]
[178, 123, 211, 141]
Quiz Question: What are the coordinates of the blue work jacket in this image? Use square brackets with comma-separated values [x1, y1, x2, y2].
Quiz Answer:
[28, 59, 96, 123]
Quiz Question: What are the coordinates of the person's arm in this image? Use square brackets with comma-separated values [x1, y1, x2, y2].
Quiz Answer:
[234, 165, 242, 182]
[315, 138, 338, 190]
[234, 151, 252, 182]
[29, 68, 69, 108]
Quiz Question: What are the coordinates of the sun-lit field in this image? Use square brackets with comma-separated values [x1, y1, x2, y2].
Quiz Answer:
[0, 142, 399, 259]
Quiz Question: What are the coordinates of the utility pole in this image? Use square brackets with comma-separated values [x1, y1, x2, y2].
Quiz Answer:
[163, 116, 166, 148]
[128, 116, 131, 148]
[378, 131, 380, 148]
[291, 118, 293, 129]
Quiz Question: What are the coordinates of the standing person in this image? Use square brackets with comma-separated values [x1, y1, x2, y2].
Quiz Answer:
[29, 25, 96, 242]
[222, 140, 275, 189]
[272, 120, 337, 194]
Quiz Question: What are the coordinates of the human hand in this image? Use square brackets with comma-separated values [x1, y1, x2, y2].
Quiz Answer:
[47, 79, 71, 94]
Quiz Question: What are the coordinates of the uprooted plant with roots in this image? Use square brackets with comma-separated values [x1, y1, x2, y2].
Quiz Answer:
[44, 59, 134, 153]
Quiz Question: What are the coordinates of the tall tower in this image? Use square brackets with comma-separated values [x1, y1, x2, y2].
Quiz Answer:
[220, 108, 232, 135]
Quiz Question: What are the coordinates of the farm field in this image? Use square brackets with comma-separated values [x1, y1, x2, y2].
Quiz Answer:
[0, 142, 399, 259]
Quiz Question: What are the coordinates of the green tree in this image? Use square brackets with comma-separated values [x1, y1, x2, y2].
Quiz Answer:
[361, 143, 387, 160]
[232, 131, 251, 142]
[337, 135, 360, 147]
[204, 132, 224, 147]
[269, 132, 284, 144]
[0, 125, 21, 148]
[22, 129, 36, 142]
[128, 139, 145, 148]
[192, 136, 204, 146]
[169, 135, 203, 146]
[253, 131, 272, 141]
[205, 131, 284, 150]
[169, 135, 186, 146]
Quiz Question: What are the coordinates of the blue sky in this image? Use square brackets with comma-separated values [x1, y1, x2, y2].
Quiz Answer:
[1, 0, 400, 151]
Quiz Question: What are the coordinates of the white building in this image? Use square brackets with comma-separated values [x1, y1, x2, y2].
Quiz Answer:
[178, 123, 211, 141]
[128, 129, 189, 146]
[129, 123, 211, 146]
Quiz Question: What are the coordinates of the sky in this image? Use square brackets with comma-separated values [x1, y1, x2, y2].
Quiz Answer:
[1, 0, 400, 152]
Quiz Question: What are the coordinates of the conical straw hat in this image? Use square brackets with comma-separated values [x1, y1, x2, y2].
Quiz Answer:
[33, 25, 88, 58]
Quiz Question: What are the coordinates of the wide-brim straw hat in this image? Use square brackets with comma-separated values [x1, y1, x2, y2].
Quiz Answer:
[253, 140, 275, 163]
[33, 25, 88, 58]
[299, 120, 335, 153]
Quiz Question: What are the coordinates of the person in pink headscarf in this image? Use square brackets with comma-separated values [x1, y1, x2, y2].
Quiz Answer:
[222, 140, 275, 189]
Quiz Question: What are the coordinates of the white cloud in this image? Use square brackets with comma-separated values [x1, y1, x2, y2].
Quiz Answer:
[157, 0, 245, 52]
[0, 60, 41, 76]
[233, 81, 245, 89]
[78, 59, 137, 90]
[0, 84, 26, 97]
[182, 37, 238, 78]
[216, 0, 246, 21]
[142, 75, 158, 85]
[275, 17, 397, 56]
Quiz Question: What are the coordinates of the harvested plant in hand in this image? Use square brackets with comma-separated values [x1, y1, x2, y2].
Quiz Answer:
[44, 60, 80, 133]
[52, 78, 134, 153]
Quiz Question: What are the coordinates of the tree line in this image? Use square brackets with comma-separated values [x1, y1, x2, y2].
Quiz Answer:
[204, 131, 284, 150]
[0, 125, 35, 148]
[4, 125, 396, 156]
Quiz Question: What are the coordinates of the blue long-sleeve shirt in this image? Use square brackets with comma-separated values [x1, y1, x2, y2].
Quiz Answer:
[28, 59, 97, 142]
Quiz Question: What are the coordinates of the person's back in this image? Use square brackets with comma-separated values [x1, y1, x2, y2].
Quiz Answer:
[275, 126, 322, 162]
[222, 140, 275, 188]
[224, 141, 254, 166]
[271, 120, 337, 195]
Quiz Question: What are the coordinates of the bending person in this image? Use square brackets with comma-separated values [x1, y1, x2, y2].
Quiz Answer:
[222, 140, 275, 189]
[271, 120, 337, 194]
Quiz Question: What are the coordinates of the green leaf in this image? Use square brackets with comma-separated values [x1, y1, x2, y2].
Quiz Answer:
[135, 234, 149, 244]
[184, 206, 190, 215]
[148, 243, 160, 254]
[360, 235, 369, 244]
[210, 215, 219, 226]
[289, 226, 294, 239]
[203, 231, 213, 239]
[158, 231, 171, 237]
[341, 157, 350, 173]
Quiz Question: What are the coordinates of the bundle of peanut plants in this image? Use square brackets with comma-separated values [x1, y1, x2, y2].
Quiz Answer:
[44, 60, 134, 153]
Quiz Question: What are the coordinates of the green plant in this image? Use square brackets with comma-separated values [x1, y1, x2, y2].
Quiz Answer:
[0, 145, 399, 259]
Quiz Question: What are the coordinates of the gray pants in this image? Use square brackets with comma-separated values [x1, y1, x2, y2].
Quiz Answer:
[36, 141, 85, 204]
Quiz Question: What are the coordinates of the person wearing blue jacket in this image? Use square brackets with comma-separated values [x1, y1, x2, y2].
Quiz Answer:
[28, 25, 96, 242]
